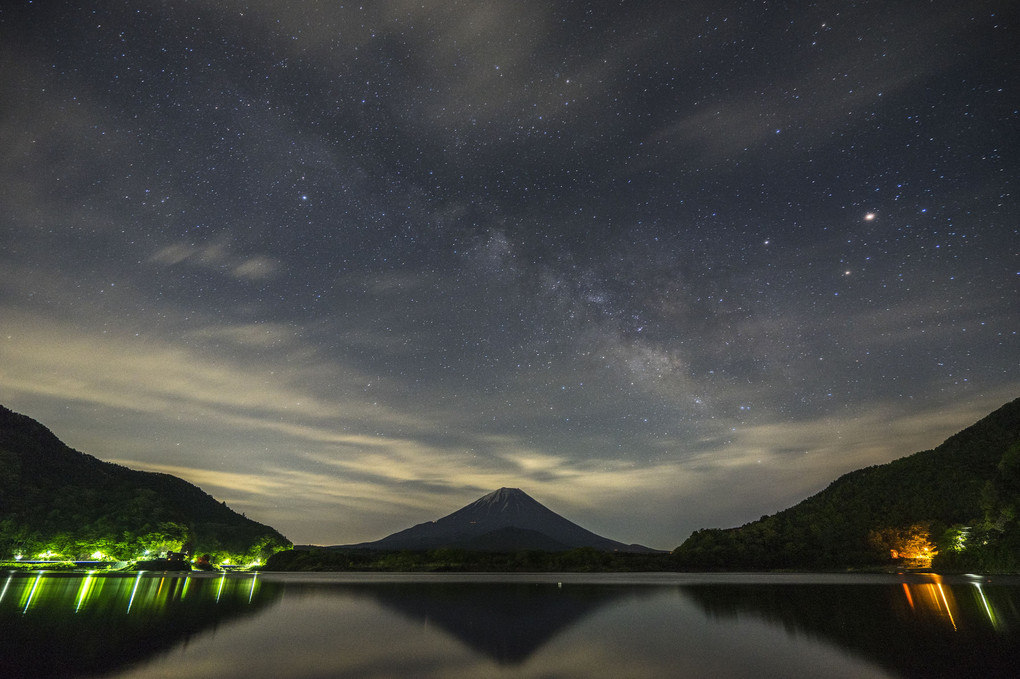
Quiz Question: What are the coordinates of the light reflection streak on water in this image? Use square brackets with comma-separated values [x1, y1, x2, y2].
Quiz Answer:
[126, 571, 143, 614]
[972, 584, 999, 631]
[3, 572, 262, 617]
[75, 571, 97, 613]
[935, 583, 957, 630]
[22, 573, 43, 614]
[2, 573, 1019, 678]
[0, 573, 12, 605]
[900, 577, 961, 630]
[901, 583, 915, 609]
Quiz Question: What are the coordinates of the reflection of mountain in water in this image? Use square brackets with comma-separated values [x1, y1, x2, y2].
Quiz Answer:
[0, 571, 283, 679]
[347, 581, 638, 665]
[681, 579, 1020, 679]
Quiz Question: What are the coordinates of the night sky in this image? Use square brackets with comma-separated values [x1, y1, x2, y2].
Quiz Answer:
[1, 1, 1016, 549]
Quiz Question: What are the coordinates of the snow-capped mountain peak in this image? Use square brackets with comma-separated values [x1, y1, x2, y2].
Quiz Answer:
[343, 488, 659, 553]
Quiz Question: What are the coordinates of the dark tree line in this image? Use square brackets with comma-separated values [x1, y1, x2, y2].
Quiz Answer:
[265, 546, 676, 572]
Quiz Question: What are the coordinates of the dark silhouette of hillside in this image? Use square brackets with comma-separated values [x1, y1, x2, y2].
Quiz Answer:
[0, 405, 290, 562]
[673, 398, 1020, 571]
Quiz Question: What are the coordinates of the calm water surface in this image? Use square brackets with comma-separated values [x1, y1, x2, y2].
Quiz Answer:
[1, 570, 1017, 678]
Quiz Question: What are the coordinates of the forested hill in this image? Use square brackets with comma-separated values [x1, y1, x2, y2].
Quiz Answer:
[673, 397, 1020, 572]
[0, 405, 290, 564]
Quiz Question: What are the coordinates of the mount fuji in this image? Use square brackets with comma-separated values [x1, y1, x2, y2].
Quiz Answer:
[341, 488, 661, 553]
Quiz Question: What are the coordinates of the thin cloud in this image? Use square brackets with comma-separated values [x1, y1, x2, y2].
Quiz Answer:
[150, 241, 280, 281]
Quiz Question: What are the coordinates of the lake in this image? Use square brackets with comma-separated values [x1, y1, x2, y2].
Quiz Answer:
[1, 570, 1017, 678]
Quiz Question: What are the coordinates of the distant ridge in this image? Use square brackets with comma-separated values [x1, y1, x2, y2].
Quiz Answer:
[340, 487, 662, 553]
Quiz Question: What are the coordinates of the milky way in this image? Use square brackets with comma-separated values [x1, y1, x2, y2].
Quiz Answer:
[1, 1, 1016, 548]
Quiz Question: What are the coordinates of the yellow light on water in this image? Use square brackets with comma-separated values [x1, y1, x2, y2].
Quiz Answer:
[21, 573, 43, 613]
[935, 583, 957, 631]
[75, 572, 97, 613]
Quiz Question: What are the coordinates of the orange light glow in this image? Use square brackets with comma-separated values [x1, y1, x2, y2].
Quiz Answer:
[901, 583, 915, 609]
[900, 577, 960, 630]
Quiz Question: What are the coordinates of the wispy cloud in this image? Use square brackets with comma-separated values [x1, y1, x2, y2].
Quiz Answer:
[150, 242, 280, 281]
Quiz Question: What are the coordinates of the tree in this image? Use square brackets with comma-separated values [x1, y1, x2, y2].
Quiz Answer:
[868, 523, 937, 568]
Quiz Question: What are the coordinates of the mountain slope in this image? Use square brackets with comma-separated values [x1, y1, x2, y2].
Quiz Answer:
[344, 487, 659, 553]
[0, 404, 290, 562]
[673, 397, 1020, 570]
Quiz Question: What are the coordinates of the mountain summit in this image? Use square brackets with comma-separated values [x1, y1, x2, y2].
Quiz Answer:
[344, 487, 659, 553]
